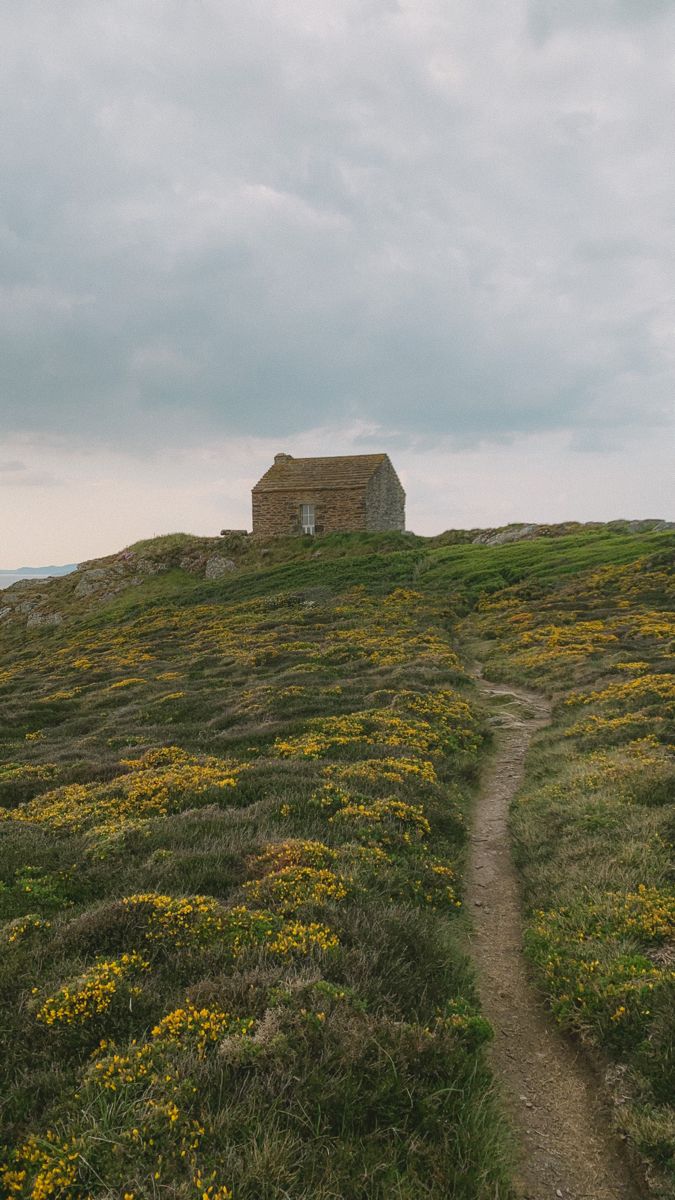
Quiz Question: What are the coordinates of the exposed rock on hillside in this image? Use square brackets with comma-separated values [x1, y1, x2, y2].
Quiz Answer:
[0, 583, 64, 629]
[0, 536, 245, 629]
[205, 556, 236, 579]
[26, 610, 63, 627]
[471, 518, 674, 547]
[473, 524, 539, 546]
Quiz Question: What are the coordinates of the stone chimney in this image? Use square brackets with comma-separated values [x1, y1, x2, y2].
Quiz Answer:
[274, 452, 293, 464]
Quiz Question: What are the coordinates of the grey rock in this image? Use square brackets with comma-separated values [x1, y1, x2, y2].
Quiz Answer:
[72, 555, 166, 597]
[205, 556, 237, 580]
[624, 519, 652, 533]
[473, 524, 539, 547]
[17, 600, 40, 614]
[26, 611, 63, 627]
[179, 554, 205, 574]
[74, 568, 110, 597]
[6, 578, 37, 590]
[0, 606, 11, 620]
[74, 581, 99, 598]
[134, 558, 167, 575]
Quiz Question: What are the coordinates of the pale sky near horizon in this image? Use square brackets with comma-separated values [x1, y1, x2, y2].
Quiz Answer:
[2, 1, 674, 567]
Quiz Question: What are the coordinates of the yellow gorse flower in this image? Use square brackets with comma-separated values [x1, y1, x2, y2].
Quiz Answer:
[36, 952, 149, 1027]
[1, 747, 248, 836]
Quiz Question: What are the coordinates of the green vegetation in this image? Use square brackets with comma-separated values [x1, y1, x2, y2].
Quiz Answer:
[0, 568, 508, 1199]
[463, 545, 675, 1194]
[0, 522, 673, 1198]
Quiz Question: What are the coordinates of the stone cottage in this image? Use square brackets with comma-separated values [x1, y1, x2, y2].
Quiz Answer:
[251, 452, 405, 537]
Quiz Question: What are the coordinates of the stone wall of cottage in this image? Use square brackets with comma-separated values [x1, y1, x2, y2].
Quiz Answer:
[252, 487, 368, 537]
[364, 460, 406, 531]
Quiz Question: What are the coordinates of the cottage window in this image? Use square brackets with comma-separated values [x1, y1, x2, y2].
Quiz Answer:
[300, 503, 316, 534]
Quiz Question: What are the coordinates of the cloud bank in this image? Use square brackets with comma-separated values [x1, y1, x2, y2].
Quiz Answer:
[2, 0, 674, 444]
[1, 1, 674, 560]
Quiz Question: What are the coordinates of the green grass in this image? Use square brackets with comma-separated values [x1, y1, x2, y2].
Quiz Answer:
[419, 530, 675, 598]
[126, 532, 205, 555]
[0, 568, 512, 1199]
[462, 545, 675, 1195]
[0, 522, 672, 1198]
[46, 528, 673, 641]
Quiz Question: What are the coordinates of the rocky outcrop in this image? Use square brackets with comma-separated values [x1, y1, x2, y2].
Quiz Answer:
[472, 524, 539, 547]
[179, 550, 239, 578]
[622, 519, 675, 533]
[26, 610, 63, 627]
[74, 567, 120, 598]
[204, 556, 236, 580]
[0, 539, 248, 631]
[0, 583, 64, 628]
[470, 518, 675, 547]
[74, 554, 167, 594]
[0, 550, 170, 628]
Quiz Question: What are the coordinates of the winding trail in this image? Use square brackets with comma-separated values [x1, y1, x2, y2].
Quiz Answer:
[467, 674, 644, 1200]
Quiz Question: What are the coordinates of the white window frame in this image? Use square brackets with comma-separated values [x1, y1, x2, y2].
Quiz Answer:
[300, 503, 316, 534]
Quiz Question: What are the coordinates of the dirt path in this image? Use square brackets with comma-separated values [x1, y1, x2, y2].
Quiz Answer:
[467, 675, 643, 1200]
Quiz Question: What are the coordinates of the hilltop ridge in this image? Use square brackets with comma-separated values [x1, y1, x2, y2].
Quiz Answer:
[1, 519, 673, 633]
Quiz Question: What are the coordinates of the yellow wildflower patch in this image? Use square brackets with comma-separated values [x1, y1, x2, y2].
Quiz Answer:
[119, 893, 340, 959]
[36, 952, 149, 1027]
[248, 838, 337, 876]
[1, 914, 52, 946]
[244, 865, 349, 912]
[1, 1132, 81, 1200]
[1, 748, 248, 835]
[330, 796, 431, 845]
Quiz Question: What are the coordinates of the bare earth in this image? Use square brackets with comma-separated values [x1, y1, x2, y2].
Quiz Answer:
[467, 675, 644, 1200]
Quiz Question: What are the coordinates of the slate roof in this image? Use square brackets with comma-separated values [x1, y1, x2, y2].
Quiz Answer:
[253, 453, 390, 492]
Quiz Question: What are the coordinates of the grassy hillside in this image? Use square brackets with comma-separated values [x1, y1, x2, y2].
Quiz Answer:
[462, 543, 675, 1194]
[0, 550, 506, 1200]
[0, 524, 673, 1198]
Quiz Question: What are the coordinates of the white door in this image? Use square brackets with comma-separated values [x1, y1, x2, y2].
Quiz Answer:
[300, 503, 316, 534]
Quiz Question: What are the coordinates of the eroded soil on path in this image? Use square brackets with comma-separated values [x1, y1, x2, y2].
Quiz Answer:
[467, 676, 644, 1200]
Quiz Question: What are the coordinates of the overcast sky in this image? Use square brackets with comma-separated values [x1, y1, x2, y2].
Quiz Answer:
[2, 0, 674, 565]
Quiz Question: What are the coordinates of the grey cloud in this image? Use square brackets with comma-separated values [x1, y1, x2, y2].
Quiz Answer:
[528, 0, 672, 41]
[1, 0, 674, 450]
